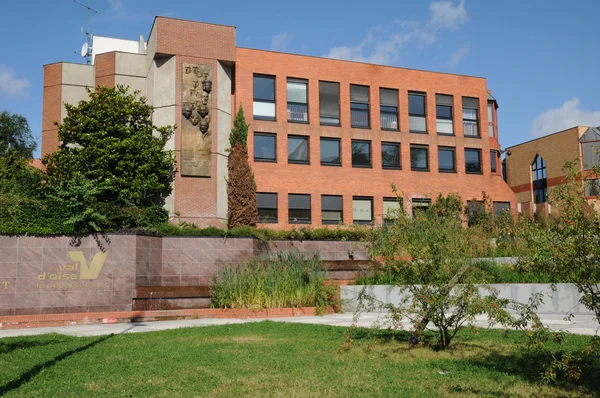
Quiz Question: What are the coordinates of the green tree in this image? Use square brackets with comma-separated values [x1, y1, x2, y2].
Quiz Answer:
[227, 105, 257, 228]
[0, 110, 36, 179]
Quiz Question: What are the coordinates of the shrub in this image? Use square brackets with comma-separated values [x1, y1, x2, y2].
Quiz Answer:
[210, 251, 337, 310]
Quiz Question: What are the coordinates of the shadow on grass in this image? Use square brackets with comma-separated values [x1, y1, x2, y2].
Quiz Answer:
[0, 338, 69, 355]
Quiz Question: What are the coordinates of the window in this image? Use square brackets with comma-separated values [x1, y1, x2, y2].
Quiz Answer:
[438, 146, 456, 172]
[465, 148, 482, 173]
[253, 75, 275, 120]
[410, 144, 429, 171]
[288, 135, 309, 164]
[320, 138, 341, 166]
[257, 193, 277, 223]
[467, 200, 485, 226]
[254, 133, 276, 162]
[532, 155, 547, 203]
[383, 197, 402, 225]
[349, 84, 369, 128]
[462, 97, 479, 137]
[409, 92, 427, 133]
[493, 202, 510, 214]
[352, 140, 371, 167]
[287, 78, 308, 123]
[319, 81, 340, 125]
[436, 94, 454, 135]
[586, 179, 600, 197]
[488, 101, 495, 137]
[380, 88, 399, 130]
[353, 197, 373, 224]
[382, 142, 400, 169]
[490, 150, 498, 173]
[288, 194, 311, 224]
[322, 195, 343, 224]
[412, 198, 431, 215]
[582, 142, 600, 169]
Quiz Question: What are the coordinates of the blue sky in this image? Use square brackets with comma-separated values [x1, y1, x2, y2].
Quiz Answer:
[1, 0, 599, 158]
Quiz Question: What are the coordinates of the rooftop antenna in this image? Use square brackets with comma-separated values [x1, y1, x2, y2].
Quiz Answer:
[73, 0, 101, 64]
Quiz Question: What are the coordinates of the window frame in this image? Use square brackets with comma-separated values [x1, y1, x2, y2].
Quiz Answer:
[320, 137, 341, 166]
[408, 92, 427, 134]
[351, 139, 372, 168]
[257, 192, 278, 224]
[319, 81, 341, 126]
[464, 148, 483, 174]
[287, 135, 310, 165]
[412, 198, 431, 216]
[532, 155, 548, 203]
[383, 197, 403, 226]
[490, 150, 498, 173]
[492, 201, 511, 214]
[462, 97, 480, 138]
[410, 144, 429, 171]
[287, 77, 309, 124]
[253, 74, 276, 121]
[435, 94, 454, 136]
[488, 101, 496, 138]
[380, 88, 399, 131]
[288, 193, 311, 224]
[438, 146, 456, 173]
[350, 84, 370, 129]
[352, 196, 373, 225]
[321, 195, 343, 225]
[381, 142, 401, 170]
[253, 132, 277, 163]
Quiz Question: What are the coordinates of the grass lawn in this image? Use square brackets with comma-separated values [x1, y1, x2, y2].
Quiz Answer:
[1, 322, 598, 397]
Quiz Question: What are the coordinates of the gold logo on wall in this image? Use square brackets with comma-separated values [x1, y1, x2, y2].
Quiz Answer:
[38, 251, 109, 281]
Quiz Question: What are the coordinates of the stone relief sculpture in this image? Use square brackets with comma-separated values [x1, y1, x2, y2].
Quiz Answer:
[181, 63, 212, 177]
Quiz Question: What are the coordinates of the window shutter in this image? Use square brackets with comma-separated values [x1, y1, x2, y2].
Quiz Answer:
[350, 85, 369, 103]
[319, 82, 340, 118]
[462, 97, 479, 109]
[380, 88, 398, 107]
[322, 196, 342, 211]
[436, 94, 453, 106]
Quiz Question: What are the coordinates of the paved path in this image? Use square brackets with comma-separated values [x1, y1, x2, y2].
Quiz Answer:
[0, 313, 598, 338]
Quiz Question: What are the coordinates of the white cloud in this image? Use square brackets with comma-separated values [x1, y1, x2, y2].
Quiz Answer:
[531, 98, 600, 138]
[448, 44, 469, 67]
[429, 0, 469, 30]
[325, 0, 469, 65]
[271, 33, 292, 51]
[0, 65, 30, 96]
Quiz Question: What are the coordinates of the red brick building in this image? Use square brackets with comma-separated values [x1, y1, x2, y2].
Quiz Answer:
[42, 17, 516, 229]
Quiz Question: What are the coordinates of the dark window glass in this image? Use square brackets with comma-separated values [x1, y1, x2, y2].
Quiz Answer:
[410, 145, 428, 171]
[436, 105, 452, 119]
[353, 196, 373, 224]
[490, 150, 498, 172]
[320, 138, 341, 165]
[467, 200, 485, 226]
[288, 136, 309, 164]
[322, 195, 343, 224]
[254, 133, 276, 162]
[350, 84, 370, 128]
[257, 193, 277, 223]
[288, 194, 311, 224]
[253, 75, 276, 120]
[319, 81, 340, 125]
[532, 155, 547, 203]
[409, 94, 425, 115]
[465, 149, 482, 173]
[287, 78, 308, 123]
[438, 147, 456, 172]
[382, 142, 400, 169]
[351, 140, 371, 167]
[586, 179, 600, 197]
[493, 202, 510, 214]
[380, 88, 399, 130]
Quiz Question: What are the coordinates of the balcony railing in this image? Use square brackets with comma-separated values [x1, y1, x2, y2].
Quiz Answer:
[287, 103, 308, 122]
[351, 109, 369, 128]
[380, 113, 398, 130]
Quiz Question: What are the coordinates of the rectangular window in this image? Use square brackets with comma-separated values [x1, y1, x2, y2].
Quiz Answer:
[319, 81, 340, 125]
[288, 135, 309, 164]
[490, 150, 498, 173]
[488, 102, 495, 137]
[322, 195, 343, 224]
[412, 198, 431, 215]
[380, 88, 399, 130]
[320, 138, 341, 166]
[288, 194, 311, 224]
[351, 140, 371, 167]
[462, 97, 479, 137]
[465, 148, 482, 174]
[254, 133, 276, 162]
[409, 92, 427, 133]
[383, 197, 402, 225]
[586, 179, 600, 197]
[582, 142, 600, 169]
[438, 146, 456, 172]
[353, 196, 373, 225]
[287, 78, 308, 123]
[350, 84, 370, 128]
[382, 142, 400, 169]
[257, 193, 277, 223]
[493, 201, 510, 214]
[436, 94, 454, 135]
[253, 75, 275, 120]
[410, 144, 429, 171]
